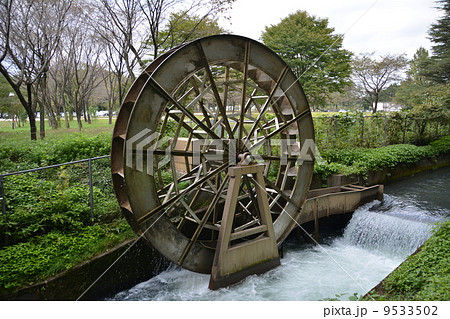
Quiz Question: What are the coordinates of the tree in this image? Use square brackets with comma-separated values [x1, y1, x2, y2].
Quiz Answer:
[409, 47, 430, 84]
[0, 0, 72, 140]
[141, 0, 235, 61]
[94, 0, 145, 81]
[261, 10, 352, 109]
[0, 73, 12, 116]
[0, 0, 12, 64]
[62, 25, 105, 130]
[395, 47, 449, 139]
[95, 0, 234, 81]
[352, 53, 407, 113]
[394, 48, 431, 109]
[155, 11, 226, 55]
[421, 0, 450, 83]
[92, 0, 234, 123]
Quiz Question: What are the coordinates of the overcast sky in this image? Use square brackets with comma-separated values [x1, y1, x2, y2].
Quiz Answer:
[222, 0, 442, 58]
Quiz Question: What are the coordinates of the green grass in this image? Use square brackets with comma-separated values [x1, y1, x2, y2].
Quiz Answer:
[0, 118, 115, 143]
[0, 117, 141, 295]
[0, 221, 135, 294]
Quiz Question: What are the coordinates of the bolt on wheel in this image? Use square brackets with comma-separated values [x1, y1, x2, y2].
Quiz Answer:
[111, 35, 315, 274]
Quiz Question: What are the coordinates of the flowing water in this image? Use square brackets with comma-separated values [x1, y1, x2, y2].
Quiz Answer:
[109, 167, 450, 301]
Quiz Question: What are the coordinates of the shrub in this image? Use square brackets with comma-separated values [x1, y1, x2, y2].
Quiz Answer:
[0, 133, 111, 174]
[315, 135, 450, 179]
[0, 222, 134, 294]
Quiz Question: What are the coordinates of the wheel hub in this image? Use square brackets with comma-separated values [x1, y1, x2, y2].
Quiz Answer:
[111, 35, 315, 275]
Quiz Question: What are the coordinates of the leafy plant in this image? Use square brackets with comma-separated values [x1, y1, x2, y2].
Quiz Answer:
[0, 222, 135, 294]
[315, 135, 450, 180]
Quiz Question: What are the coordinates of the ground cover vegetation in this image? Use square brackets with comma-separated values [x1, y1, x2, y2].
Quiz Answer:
[0, 0, 448, 299]
[0, 115, 448, 295]
[0, 127, 136, 294]
[314, 135, 450, 182]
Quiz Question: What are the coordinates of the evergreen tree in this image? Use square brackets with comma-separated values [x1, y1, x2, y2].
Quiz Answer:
[423, 0, 450, 83]
[261, 10, 352, 108]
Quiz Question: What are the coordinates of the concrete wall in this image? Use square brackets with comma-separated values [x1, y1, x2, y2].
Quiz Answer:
[0, 238, 170, 300]
[2, 154, 448, 300]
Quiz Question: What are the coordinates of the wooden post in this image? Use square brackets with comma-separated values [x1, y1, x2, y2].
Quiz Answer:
[314, 198, 319, 244]
[209, 164, 280, 290]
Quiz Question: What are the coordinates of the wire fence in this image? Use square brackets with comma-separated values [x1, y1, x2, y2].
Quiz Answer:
[314, 114, 449, 151]
[0, 155, 111, 246]
[0, 113, 448, 246]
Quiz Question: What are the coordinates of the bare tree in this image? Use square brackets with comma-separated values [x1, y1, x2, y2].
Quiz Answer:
[95, 0, 145, 81]
[0, 0, 72, 140]
[0, 0, 13, 63]
[92, 0, 234, 122]
[103, 45, 123, 124]
[352, 52, 408, 113]
[96, 20, 133, 110]
[64, 27, 105, 130]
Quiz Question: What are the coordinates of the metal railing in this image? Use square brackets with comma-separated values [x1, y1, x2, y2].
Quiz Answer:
[0, 155, 111, 244]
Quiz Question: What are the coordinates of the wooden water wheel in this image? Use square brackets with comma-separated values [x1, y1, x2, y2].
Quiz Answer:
[111, 35, 314, 288]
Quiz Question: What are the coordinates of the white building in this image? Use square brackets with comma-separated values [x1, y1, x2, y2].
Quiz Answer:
[373, 102, 403, 112]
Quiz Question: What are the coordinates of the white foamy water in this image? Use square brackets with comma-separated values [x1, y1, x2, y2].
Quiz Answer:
[109, 168, 450, 301]
[110, 199, 446, 301]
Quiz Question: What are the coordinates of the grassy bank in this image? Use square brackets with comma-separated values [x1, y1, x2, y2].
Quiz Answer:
[0, 120, 136, 295]
[0, 118, 448, 297]
[314, 135, 450, 182]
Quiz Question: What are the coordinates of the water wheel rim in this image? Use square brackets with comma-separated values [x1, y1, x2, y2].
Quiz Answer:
[111, 35, 314, 274]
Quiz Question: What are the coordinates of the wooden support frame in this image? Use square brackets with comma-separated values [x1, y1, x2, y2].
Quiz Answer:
[209, 164, 280, 290]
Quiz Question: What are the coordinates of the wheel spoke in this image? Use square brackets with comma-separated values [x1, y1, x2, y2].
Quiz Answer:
[248, 108, 311, 152]
[246, 65, 289, 141]
[263, 176, 301, 211]
[137, 162, 229, 225]
[195, 42, 234, 138]
[238, 41, 250, 142]
[148, 77, 223, 141]
[243, 175, 260, 218]
[178, 174, 230, 266]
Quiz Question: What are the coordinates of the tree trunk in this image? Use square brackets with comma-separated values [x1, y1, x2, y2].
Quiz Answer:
[83, 103, 87, 122]
[28, 110, 37, 140]
[76, 112, 82, 130]
[10, 104, 14, 130]
[87, 107, 91, 124]
[27, 84, 37, 140]
[372, 94, 379, 114]
[64, 109, 70, 129]
[108, 100, 113, 124]
[48, 109, 59, 129]
[0, 69, 37, 140]
[39, 102, 45, 140]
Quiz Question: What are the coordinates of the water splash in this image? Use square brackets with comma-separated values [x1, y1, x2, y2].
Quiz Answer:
[342, 196, 444, 258]
[109, 169, 450, 301]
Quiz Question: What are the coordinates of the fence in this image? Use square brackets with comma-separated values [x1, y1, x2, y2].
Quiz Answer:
[0, 155, 111, 246]
[1, 112, 448, 246]
[314, 113, 449, 151]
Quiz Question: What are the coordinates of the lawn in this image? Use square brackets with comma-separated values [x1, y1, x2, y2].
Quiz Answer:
[0, 117, 116, 144]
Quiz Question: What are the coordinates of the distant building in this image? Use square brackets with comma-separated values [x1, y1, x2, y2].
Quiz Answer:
[374, 102, 403, 112]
